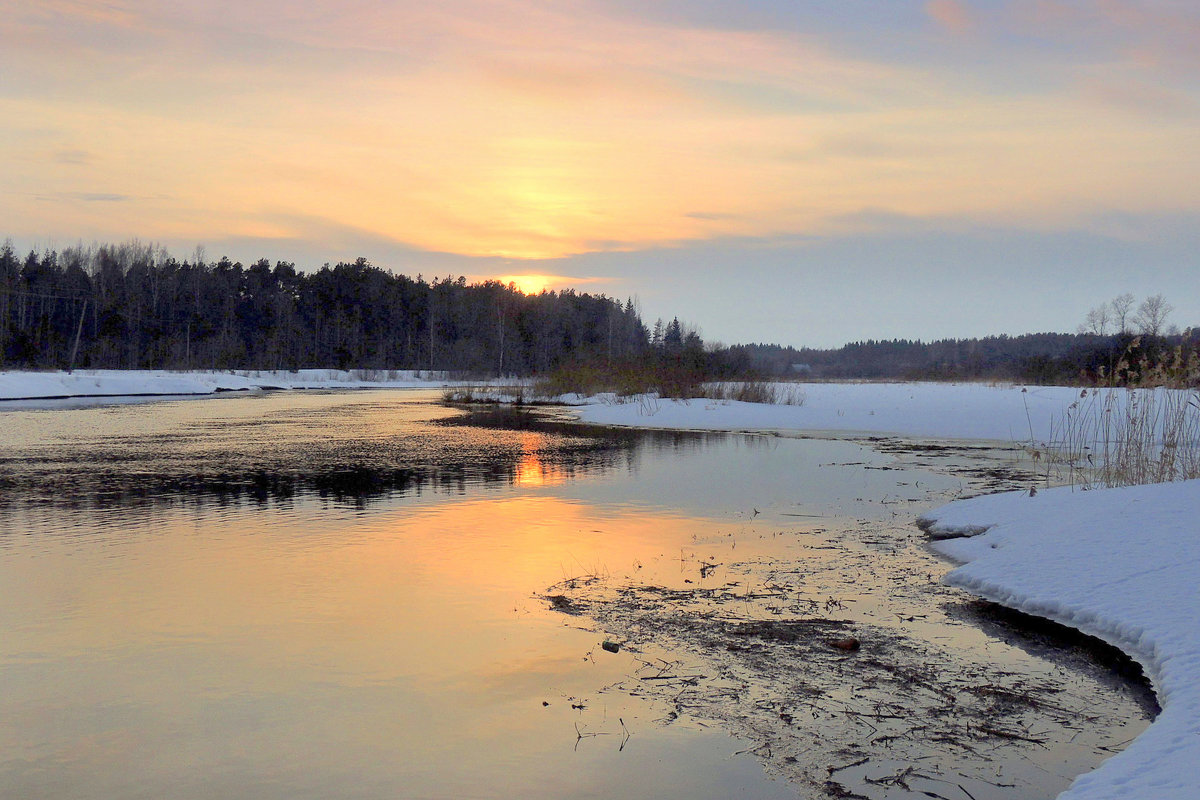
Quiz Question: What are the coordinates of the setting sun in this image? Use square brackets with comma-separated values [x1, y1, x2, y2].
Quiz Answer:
[500, 275, 555, 295]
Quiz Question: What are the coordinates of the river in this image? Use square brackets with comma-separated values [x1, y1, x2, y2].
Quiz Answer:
[0, 389, 1153, 799]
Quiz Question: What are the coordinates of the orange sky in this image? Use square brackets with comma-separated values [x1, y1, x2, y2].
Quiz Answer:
[2, 1, 1198, 342]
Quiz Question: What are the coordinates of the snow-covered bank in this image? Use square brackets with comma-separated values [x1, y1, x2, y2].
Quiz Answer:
[920, 481, 1200, 800]
[573, 382, 1085, 442]
[0, 369, 460, 406]
[568, 381, 1199, 798]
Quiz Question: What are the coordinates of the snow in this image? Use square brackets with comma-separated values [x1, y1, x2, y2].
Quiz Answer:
[568, 382, 1199, 799]
[573, 382, 1088, 442]
[0, 368, 461, 407]
[920, 482, 1200, 800]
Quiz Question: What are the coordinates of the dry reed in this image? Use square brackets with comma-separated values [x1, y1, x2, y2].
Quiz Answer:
[1046, 387, 1200, 488]
[700, 381, 808, 406]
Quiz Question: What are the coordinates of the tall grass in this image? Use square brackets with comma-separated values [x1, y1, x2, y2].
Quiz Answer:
[699, 381, 807, 406]
[1046, 387, 1200, 488]
[442, 383, 533, 404]
[532, 361, 707, 400]
[444, 364, 809, 408]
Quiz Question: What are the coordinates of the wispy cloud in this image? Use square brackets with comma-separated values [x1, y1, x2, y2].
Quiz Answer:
[1, 0, 1198, 261]
[52, 149, 94, 165]
[67, 192, 128, 202]
[1079, 76, 1198, 117]
[925, 0, 974, 34]
[33, 191, 131, 203]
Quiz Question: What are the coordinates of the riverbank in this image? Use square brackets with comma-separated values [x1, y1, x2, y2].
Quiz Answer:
[0, 368, 461, 405]
[538, 429, 1153, 799]
[920, 481, 1200, 800]
[560, 389, 1196, 800]
[571, 382, 1105, 442]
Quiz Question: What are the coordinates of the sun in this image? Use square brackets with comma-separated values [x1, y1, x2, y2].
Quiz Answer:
[501, 274, 555, 295]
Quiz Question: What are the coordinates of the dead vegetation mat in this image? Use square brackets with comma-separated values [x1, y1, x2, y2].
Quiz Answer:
[544, 569, 1133, 800]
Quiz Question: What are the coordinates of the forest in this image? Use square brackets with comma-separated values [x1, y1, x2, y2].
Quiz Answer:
[722, 329, 1198, 386]
[0, 241, 657, 374]
[2, 239, 1194, 388]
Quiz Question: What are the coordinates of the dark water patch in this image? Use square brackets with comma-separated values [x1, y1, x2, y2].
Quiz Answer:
[949, 600, 1160, 719]
[0, 401, 645, 512]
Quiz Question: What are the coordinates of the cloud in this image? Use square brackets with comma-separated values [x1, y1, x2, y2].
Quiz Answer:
[52, 149, 93, 165]
[925, 0, 974, 34]
[55, 192, 130, 203]
[1079, 77, 1197, 118]
[2, 0, 1199, 264]
[685, 212, 742, 222]
[1009, 1, 1200, 77]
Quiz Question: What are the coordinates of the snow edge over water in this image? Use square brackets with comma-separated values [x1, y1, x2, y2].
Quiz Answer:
[920, 481, 1200, 800]
[0, 368, 462, 404]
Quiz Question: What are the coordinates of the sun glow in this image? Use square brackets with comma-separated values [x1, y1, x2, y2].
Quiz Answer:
[500, 274, 556, 295]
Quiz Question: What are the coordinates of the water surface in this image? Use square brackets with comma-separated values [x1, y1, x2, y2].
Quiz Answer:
[0, 390, 1151, 799]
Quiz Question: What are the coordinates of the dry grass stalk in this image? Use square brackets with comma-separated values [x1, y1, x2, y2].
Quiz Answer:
[1045, 387, 1200, 488]
[700, 381, 808, 406]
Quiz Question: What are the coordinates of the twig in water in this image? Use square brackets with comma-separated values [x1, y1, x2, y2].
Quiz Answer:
[976, 725, 1047, 746]
[827, 756, 869, 775]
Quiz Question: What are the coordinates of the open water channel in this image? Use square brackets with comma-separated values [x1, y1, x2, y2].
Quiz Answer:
[0, 390, 1154, 799]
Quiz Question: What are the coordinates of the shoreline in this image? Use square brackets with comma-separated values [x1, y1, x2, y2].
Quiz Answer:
[0, 368, 468, 409]
[532, 404, 1162, 799]
[552, 397, 1192, 800]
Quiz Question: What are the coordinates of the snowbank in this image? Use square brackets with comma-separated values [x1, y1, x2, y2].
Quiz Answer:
[0, 369, 461, 404]
[571, 381, 1200, 798]
[573, 382, 1087, 442]
[920, 481, 1200, 800]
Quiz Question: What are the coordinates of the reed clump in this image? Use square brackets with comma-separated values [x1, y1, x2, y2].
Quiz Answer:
[699, 381, 807, 406]
[532, 364, 809, 406]
[1046, 386, 1200, 488]
[1097, 336, 1200, 390]
[533, 361, 707, 400]
[442, 383, 531, 404]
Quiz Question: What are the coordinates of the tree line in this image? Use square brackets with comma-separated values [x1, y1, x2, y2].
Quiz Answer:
[4, 239, 1193, 388]
[722, 328, 1196, 388]
[710, 295, 1194, 387]
[0, 240, 664, 374]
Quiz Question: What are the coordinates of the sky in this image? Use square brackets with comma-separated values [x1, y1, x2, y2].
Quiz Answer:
[2, 0, 1198, 347]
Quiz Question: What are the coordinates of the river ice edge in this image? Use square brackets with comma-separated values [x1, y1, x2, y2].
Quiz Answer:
[919, 481, 1199, 800]
[0, 368, 461, 406]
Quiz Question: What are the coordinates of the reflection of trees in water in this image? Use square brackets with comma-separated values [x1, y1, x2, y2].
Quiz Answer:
[0, 406, 751, 512]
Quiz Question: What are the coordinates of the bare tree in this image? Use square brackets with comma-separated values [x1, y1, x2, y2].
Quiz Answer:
[1111, 292, 1136, 333]
[1079, 303, 1111, 335]
[1135, 294, 1173, 337]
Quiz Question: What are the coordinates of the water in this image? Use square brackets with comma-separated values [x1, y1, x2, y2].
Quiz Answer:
[0, 390, 1152, 799]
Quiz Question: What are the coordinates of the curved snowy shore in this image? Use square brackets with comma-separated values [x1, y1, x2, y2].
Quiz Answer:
[920, 483, 1199, 800]
[567, 387, 1197, 800]
[0, 368, 459, 406]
